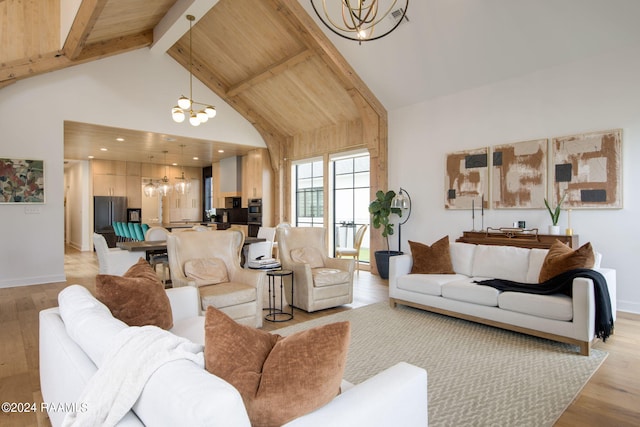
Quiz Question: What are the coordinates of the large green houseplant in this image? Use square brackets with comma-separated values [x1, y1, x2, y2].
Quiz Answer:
[368, 190, 403, 279]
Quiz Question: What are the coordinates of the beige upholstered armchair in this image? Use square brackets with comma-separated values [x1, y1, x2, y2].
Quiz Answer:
[277, 227, 354, 312]
[166, 230, 266, 328]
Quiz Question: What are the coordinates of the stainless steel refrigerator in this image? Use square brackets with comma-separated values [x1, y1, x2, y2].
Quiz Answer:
[94, 196, 127, 247]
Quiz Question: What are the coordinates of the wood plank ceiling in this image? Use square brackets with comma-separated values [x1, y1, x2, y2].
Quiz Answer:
[0, 0, 384, 156]
[1, 0, 389, 264]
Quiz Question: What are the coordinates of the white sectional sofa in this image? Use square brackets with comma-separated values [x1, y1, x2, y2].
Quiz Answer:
[389, 242, 616, 355]
[39, 285, 428, 427]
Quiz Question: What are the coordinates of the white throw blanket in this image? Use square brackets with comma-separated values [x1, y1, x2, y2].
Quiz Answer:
[63, 325, 204, 427]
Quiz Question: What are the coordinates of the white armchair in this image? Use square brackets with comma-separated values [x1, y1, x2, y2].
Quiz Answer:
[277, 227, 354, 312]
[93, 233, 140, 276]
[166, 230, 266, 328]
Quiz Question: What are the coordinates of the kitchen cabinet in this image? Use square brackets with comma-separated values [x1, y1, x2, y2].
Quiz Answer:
[242, 148, 270, 207]
[93, 174, 126, 197]
[167, 166, 201, 222]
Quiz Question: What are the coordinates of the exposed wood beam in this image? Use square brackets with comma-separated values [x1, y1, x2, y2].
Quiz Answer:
[268, 0, 387, 119]
[74, 31, 154, 61]
[226, 49, 314, 97]
[63, 0, 109, 60]
[0, 51, 70, 83]
[150, 0, 220, 54]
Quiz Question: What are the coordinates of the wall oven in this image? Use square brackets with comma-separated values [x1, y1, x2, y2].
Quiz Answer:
[247, 198, 262, 224]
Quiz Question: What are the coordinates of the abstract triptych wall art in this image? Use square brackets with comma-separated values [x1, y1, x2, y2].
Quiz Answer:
[491, 139, 547, 209]
[445, 128, 622, 210]
[445, 147, 488, 210]
[551, 129, 622, 209]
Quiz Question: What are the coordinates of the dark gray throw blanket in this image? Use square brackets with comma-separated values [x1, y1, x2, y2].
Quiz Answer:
[475, 268, 614, 342]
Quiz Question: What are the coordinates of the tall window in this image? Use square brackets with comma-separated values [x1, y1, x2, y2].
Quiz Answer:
[203, 166, 213, 219]
[332, 153, 370, 261]
[294, 160, 323, 227]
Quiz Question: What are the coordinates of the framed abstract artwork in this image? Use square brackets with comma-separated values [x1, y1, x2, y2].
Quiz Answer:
[491, 139, 547, 209]
[0, 158, 45, 203]
[445, 147, 488, 210]
[550, 129, 622, 209]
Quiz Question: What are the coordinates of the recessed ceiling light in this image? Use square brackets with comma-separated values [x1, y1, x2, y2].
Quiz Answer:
[172, 162, 178, 166]
[116, 137, 124, 142]
[100, 148, 108, 151]
[193, 157, 199, 160]
[88, 155, 95, 159]
[218, 150, 224, 153]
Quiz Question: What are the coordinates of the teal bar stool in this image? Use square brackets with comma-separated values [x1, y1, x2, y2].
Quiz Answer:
[112, 222, 122, 242]
[127, 222, 138, 241]
[133, 223, 145, 241]
[120, 222, 131, 241]
[141, 223, 150, 236]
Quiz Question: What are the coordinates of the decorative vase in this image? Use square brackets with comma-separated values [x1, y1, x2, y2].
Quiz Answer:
[549, 225, 560, 235]
[374, 250, 403, 280]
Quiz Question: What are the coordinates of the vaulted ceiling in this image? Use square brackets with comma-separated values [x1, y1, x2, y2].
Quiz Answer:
[3, 0, 640, 168]
[0, 0, 384, 169]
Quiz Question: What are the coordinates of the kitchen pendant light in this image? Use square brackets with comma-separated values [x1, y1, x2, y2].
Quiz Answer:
[158, 151, 172, 197]
[174, 144, 192, 195]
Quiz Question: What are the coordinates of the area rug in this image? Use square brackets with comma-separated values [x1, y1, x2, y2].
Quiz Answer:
[276, 303, 607, 427]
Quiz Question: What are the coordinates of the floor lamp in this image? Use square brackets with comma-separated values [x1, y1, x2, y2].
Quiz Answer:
[392, 188, 412, 253]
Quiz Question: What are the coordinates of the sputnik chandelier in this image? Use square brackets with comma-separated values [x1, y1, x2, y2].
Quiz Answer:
[171, 15, 216, 126]
[310, 0, 409, 43]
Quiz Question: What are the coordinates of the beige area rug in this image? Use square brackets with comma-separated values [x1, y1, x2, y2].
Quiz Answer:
[276, 302, 607, 427]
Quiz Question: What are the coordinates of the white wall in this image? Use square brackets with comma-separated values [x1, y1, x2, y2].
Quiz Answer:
[389, 46, 640, 314]
[64, 160, 91, 251]
[0, 48, 265, 288]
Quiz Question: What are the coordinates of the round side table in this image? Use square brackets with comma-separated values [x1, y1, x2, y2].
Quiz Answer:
[265, 269, 294, 322]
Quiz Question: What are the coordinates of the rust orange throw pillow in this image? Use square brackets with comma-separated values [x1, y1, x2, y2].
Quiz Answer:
[538, 240, 595, 283]
[409, 236, 455, 274]
[204, 306, 350, 427]
[95, 258, 173, 329]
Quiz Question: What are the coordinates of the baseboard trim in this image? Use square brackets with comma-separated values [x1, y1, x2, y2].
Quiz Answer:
[0, 274, 66, 289]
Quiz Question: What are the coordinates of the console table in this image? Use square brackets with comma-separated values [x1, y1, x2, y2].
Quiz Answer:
[456, 229, 578, 249]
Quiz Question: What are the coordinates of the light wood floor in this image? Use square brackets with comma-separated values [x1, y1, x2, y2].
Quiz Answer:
[1, 247, 638, 426]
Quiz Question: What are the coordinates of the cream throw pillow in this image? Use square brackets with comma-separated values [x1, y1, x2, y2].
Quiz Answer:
[184, 258, 229, 286]
[290, 247, 324, 268]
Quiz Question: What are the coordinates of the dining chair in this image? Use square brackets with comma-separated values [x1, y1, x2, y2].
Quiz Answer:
[93, 233, 140, 276]
[336, 224, 368, 271]
[145, 226, 171, 286]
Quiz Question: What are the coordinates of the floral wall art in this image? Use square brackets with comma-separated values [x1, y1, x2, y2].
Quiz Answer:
[551, 129, 622, 209]
[0, 158, 45, 203]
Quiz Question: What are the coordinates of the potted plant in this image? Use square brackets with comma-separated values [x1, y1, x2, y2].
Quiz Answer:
[368, 190, 403, 279]
[544, 193, 566, 235]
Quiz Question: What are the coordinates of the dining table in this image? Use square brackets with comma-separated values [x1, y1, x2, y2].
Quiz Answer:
[117, 236, 266, 260]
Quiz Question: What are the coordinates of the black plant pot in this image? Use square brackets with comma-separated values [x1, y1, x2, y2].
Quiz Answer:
[374, 250, 403, 280]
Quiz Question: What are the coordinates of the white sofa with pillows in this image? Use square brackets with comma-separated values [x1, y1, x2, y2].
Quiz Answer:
[40, 284, 428, 427]
[388, 237, 616, 356]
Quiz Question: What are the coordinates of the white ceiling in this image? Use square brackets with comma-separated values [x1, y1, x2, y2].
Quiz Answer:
[301, 0, 640, 110]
